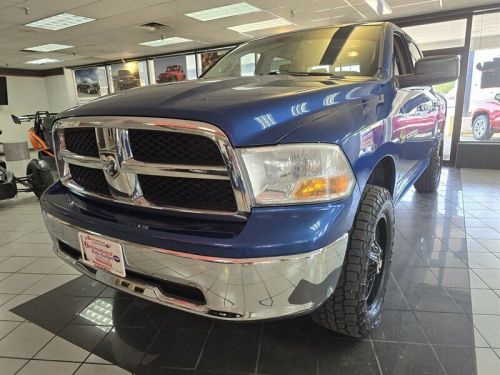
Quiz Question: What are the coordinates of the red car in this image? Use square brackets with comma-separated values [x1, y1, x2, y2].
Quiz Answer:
[471, 94, 500, 140]
[157, 65, 185, 83]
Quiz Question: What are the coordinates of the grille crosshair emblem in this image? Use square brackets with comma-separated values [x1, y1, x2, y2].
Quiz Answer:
[101, 153, 119, 179]
[95, 128, 140, 198]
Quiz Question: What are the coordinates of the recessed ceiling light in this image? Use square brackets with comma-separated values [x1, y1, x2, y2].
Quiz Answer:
[227, 18, 292, 33]
[25, 13, 95, 30]
[139, 37, 192, 47]
[24, 43, 74, 52]
[185, 2, 260, 21]
[25, 58, 61, 65]
[364, 0, 392, 15]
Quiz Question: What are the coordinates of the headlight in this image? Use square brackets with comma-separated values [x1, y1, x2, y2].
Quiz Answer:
[238, 144, 355, 205]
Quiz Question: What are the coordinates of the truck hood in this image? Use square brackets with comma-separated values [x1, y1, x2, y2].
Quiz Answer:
[60, 75, 380, 146]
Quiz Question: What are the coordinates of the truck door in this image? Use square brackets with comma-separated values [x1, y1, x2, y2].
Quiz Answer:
[391, 33, 438, 194]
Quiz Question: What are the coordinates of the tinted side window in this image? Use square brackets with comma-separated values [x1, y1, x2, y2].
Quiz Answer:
[408, 40, 423, 70]
[393, 33, 412, 75]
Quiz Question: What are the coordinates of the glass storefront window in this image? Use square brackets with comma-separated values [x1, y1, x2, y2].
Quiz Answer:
[461, 12, 500, 142]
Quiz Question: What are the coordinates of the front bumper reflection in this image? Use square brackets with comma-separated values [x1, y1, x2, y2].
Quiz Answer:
[43, 211, 348, 321]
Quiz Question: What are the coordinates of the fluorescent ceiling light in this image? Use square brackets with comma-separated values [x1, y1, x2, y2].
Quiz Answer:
[25, 13, 95, 30]
[24, 43, 73, 52]
[185, 2, 260, 21]
[228, 18, 292, 33]
[364, 0, 392, 15]
[139, 37, 192, 47]
[25, 58, 61, 64]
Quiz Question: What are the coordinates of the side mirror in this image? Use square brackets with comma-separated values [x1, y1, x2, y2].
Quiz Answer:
[398, 55, 459, 89]
[495, 93, 500, 101]
[10, 115, 21, 124]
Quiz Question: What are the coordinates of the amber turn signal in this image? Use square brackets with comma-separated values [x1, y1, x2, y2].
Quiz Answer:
[293, 174, 351, 200]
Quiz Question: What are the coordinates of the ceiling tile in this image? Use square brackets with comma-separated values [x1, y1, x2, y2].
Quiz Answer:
[1, 0, 500, 69]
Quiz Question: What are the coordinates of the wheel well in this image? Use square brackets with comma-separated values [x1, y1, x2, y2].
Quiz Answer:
[472, 111, 488, 122]
[366, 157, 396, 197]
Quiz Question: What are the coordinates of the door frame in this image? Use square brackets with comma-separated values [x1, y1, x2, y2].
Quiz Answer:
[393, 14, 473, 165]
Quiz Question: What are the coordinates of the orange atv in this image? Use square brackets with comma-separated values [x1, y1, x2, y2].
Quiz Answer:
[11, 111, 57, 169]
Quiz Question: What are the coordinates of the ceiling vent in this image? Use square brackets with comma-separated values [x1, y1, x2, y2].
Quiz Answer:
[138, 22, 169, 32]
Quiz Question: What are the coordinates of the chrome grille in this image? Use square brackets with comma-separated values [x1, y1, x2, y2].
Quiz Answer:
[54, 117, 250, 216]
[128, 129, 224, 166]
[64, 128, 99, 157]
[138, 175, 237, 211]
[69, 164, 111, 197]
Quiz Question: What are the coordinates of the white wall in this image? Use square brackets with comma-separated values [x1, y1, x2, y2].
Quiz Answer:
[45, 69, 78, 113]
[0, 75, 49, 144]
[0, 70, 78, 146]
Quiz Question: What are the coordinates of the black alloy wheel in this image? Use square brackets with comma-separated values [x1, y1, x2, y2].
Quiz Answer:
[366, 217, 388, 318]
[312, 185, 395, 338]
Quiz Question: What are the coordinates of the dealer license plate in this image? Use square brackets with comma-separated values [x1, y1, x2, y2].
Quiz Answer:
[78, 232, 126, 277]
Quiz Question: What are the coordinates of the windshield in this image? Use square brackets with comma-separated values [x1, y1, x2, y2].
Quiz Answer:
[204, 25, 380, 79]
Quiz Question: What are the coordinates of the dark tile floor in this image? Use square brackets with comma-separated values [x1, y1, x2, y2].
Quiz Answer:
[0, 166, 499, 374]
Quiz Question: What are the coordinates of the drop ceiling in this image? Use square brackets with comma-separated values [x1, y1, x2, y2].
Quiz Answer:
[0, 0, 498, 70]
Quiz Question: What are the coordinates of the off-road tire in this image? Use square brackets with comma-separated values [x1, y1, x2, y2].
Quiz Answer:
[27, 160, 54, 198]
[312, 185, 395, 338]
[472, 114, 493, 141]
[414, 139, 442, 193]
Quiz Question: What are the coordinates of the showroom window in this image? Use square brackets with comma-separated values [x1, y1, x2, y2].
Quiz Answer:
[460, 11, 500, 143]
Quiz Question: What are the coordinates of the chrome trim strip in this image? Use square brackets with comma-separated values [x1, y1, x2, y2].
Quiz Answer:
[121, 159, 230, 180]
[44, 212, 348, 321]
[62, 178, 242, 217]
[53, 116, 251, 217]
[60, 150, 101, 169]
[60, 150, 230, 181]
[152, 233, 349, 264]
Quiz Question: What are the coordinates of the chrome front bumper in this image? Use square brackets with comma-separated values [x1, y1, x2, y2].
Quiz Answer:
[43, 212, 348, 321]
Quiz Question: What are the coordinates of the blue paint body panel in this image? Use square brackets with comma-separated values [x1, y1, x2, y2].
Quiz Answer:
[43, 22, 445, 258]
[40, 181, 358, 258]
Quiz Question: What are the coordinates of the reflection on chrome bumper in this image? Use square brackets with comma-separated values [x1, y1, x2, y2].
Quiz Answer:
[42, 212, 348, 321]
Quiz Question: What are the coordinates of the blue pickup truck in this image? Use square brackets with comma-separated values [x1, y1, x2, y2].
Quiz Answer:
[41, 22, 458, 338]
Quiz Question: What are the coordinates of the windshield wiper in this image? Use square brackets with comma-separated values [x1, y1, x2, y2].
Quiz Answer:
[266, 70, 343, 78]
